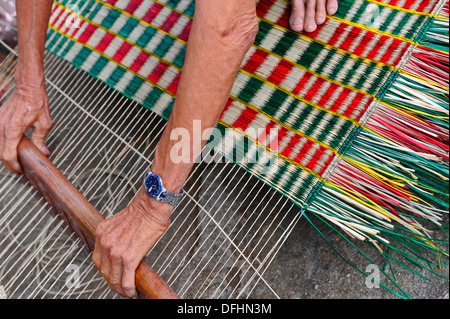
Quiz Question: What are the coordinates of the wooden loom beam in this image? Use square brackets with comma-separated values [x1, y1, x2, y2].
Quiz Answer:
[17, 136, 179, 299]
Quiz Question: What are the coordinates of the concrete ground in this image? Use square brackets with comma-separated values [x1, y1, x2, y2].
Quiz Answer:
[264, 213, 449, 299]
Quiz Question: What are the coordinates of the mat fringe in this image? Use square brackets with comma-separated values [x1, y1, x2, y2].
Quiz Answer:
[305, 1, 449, 298]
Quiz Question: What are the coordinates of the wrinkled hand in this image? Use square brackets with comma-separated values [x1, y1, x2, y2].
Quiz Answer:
[0, 83, 52, 174]
[290, 0, 339, 32]
[93, 187, 173, 298]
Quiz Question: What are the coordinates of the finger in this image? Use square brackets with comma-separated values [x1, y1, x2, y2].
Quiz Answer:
[100, 252, 111, 282]
[108, 252, 126, 297]
[31, 114, 52, 156]
[92, 245, 102, 270]
[290, 0, 306, 32]
[1, 160, 21, 176]
[2, 128, 23, 174]
[122, 264, 138, 299]
[327, 0, 338, 15]
[315, 0, 327, 25]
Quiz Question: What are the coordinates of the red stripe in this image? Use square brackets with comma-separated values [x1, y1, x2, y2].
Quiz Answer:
[142, 3, 164, 24]
[294, 140, 314, 163]
[51, 7, 66, 28]
[106, 0, 118, 6]
[112, 42, 133, 63]
[124, 0, 143, 15]
[178, 20, 192, 42]
[242, 49, 269, 74]
[257, 121, 276, 144]
[349, 94, 371, 121]
[276, 5, 291, 28]
[317, 84, 339, 110]
[319, 153, 335, 176]
[167, 72, 181, 95]
[279, 132, 298, 158]
[340, 26, 362, 51]
[233, 108, 259, 132]
[160, 11, 181, 33]
[370, 0, 434, 11]
[353, 30, 370, 56]
[129, 51, 150, 73]
[303, 77, 326, 102]
[292, 72, 313, 95]
[328, 23, 347, 47]
[68, 20, 85, 38]
[256, 0, 276, 19]
[96, 32, 115, 52]
[306, 147, 324, 172]
[383, 42, 408, 66]
[267, 60, 294, 85]
[78, 24, 98, 44]
[220, 98, 234, 118]
[147, 61, 170, 84]
[55, 10, 71, 30]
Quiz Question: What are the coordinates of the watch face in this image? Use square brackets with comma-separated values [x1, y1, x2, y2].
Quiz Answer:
[145, 174, 162, 197]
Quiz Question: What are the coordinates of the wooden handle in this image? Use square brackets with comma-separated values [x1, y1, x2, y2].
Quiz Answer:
[17, 137, 179, 299]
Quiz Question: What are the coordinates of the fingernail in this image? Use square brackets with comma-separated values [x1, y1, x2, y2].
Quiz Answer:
[292, 17, 304, 26]
[329, 7, 337, 15]
[306, 24, 315, 31]
[41, 145, 50, 156]
[316, 17, 325, 24]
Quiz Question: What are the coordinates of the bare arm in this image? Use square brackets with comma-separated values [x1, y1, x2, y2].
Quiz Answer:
[0, 0, 53, 173]
[93, 0, 259, 299]
[93, 0, 340, 299]
[151, 0, 259, 196]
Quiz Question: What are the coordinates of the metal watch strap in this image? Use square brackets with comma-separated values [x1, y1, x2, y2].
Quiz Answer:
[159, 189, 186, 206]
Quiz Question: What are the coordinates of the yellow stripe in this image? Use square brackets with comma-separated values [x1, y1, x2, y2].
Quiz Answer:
[399, 69, 450, 92]
[89, 0, 413, 130]
[144, 0, 398, 70]
[256, 15, 395, 71]
[239, 68, 362, 128]
[251, 43, 378, 99]
[330, 15, 417, 45]
[365, 0, 449, 19]
[276, 0, 429, 45]
[229, 90, 339, 155]
[94, 0, 395, 81]
[49, 15, 339, 175]
[95, 0, 187, 45]
[89, 1, 376, 116]
[49, 24, 178, 97]
[55, 2, 341, 156]
[382, 101, 450, 119]
[324, 181, 397, 221]
[217, 120, 325, 181]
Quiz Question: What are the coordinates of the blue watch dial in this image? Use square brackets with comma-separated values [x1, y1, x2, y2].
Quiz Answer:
[145, 174, 162, 197]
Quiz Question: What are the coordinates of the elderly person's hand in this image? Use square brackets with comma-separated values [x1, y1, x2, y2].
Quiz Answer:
[93, 187, 172, 299]
[0, 72, 52, 174]
[290, 0, 339, 32]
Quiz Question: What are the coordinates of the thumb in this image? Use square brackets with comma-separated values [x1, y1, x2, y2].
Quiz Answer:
[31, 114, 53, 156]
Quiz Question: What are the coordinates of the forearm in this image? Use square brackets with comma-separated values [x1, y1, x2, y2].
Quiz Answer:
[15, 0, 54, 86]
[150, 0, 258, 197]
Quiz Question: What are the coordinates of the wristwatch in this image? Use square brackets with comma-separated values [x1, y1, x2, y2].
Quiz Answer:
[143, 166, 186, 206]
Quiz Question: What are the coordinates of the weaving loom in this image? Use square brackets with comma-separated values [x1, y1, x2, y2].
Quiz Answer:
[0, 0, 448, 299]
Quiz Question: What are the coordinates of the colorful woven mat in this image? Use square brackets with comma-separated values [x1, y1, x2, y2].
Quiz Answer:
[45, 0, 449, 297]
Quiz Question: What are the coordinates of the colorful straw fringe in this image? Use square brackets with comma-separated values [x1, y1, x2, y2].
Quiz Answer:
[44, 0, 449, 297]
